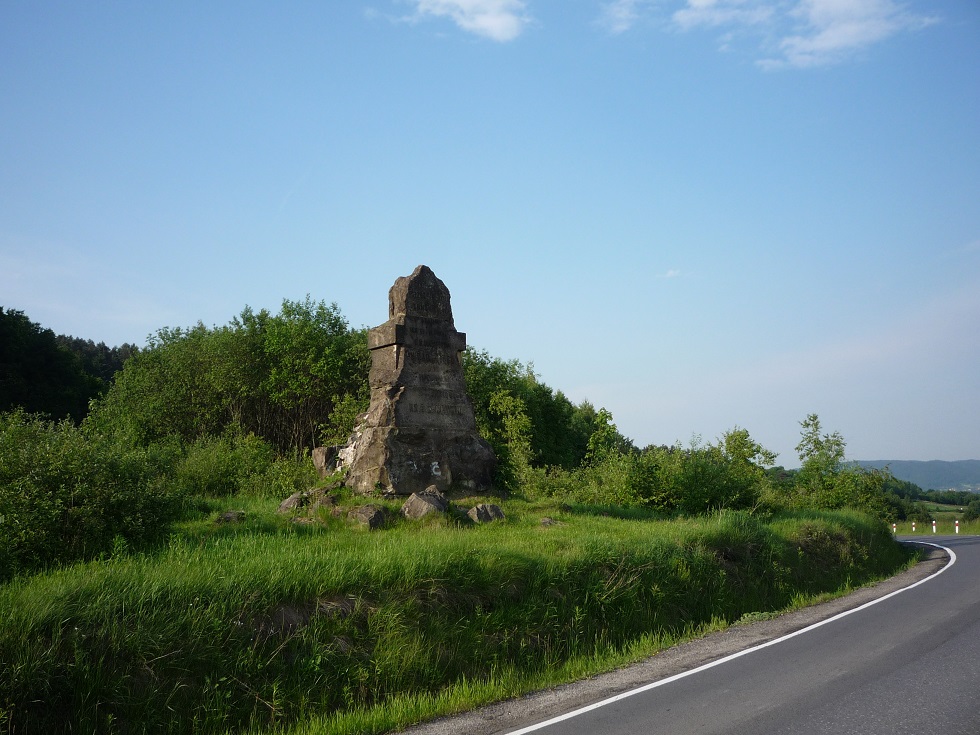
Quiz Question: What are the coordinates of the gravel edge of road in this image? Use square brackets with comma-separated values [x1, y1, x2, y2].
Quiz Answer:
[396, 541, 949, 735]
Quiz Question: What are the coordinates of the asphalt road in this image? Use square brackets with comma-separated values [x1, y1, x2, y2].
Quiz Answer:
[401, 536, 979, 735]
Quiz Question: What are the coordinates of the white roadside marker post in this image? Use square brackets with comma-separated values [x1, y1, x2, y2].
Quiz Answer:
[956, 520, 960, 534]
[933, 520, 937, 534]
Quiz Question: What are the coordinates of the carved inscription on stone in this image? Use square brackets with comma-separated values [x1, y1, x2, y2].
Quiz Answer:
[339, 265, 496, 496]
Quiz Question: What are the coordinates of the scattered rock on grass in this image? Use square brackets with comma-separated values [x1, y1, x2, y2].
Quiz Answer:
[467, 503, 505, 524]
[401, 485, 449, 520]
[278, 491, 307, 513]
[277, 489, 339, 516]
[348, 505, 388, 530]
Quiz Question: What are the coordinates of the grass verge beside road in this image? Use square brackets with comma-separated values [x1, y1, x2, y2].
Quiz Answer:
[0, 500, 915, 734]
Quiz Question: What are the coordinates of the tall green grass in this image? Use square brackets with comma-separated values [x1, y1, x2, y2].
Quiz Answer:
[0, 502, 912, 734]
[894, 516, 980, 535]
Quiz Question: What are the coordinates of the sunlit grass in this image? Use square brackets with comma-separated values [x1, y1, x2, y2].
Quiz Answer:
[890, 517, 979, 535]
[1, 498, 914, 734]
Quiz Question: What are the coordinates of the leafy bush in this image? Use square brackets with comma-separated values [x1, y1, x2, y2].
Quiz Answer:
[462, 349, 624, 474]
[172, 431, 320, 503]
[245, 454, 319, 499]
[0, 410, 185, 581]
[174, 432, 276, 497]
[962, 498, 980, 521]
[84, 298, 369, 454]
[527, 430, 776, 515]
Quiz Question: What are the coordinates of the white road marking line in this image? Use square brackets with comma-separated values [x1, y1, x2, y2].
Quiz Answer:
[505, 541, 956, 735]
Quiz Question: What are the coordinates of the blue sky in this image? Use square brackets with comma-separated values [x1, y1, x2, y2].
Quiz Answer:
[2, 1, 978, 463]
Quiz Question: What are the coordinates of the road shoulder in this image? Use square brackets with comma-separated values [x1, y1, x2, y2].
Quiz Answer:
[397, 542, 948, 735]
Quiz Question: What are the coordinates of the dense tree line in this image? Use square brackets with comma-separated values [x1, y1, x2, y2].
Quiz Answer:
[0, 307, 135, 422]
[882, 479, 977, 507]
[1, 300, 950, 582]
[762, 417, 934, 523]
[516, 414, 922, 520]
[768, 460, 970, 523]
[2, 299, 365, 580]
[856, 459, 980, 493]
[55, 334, 137, 385]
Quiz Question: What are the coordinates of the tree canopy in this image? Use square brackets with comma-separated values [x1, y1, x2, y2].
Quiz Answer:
[85, 297, 370, 454]
[0, 307, 109, 422]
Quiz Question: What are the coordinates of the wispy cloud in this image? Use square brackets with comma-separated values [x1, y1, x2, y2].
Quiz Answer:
[672, 0, 774, 31]
[764, 0, 940, 69]
[658, 268, 682, 278]
[598, 0, 939, 68]
[597, 0, 645, 34]
[408, 0, 530, 42]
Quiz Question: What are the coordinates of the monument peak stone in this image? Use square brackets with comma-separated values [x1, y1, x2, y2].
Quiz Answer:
[339, 265, 496, 496]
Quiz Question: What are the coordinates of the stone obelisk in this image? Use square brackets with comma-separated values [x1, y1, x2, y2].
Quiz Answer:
[339, 265, 496, 496]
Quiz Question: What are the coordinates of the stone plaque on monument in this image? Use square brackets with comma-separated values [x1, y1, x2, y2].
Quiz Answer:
[339, 265, 496, 496]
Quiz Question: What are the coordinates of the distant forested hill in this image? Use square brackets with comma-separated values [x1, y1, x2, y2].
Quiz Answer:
[856, 460, 980, 492]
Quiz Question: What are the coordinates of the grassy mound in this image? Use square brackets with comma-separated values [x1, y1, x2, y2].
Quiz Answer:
[0, 499, 913, 734]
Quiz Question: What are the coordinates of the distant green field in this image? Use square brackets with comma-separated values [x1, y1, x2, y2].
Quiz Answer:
[891, 502, 979, 534]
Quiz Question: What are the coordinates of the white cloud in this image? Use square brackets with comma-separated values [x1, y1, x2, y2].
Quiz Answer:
[410, 0, 530, 42]
[658, 268, 682, 278]
[597, 0, 644, 34]
[600, 1, 939, 68]
[672, 0, 774, 31]
[767, 0, 940, 68]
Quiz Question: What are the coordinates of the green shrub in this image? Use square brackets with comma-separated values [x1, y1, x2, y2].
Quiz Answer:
[172, 432, 318, 500]
[242, 453, 319, 499]
[962, 498, 980, 521]
[175, 432, 272, 496]
[0, 410, 184, 581]
[83, 299, 370, 455]
[530, 430, 774, 515]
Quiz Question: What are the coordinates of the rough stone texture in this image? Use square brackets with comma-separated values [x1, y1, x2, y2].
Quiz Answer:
[215, 510, 245, 524]
[467, 503, 505, 524]
[312, 493, 340, 511]
[312, 446, 340, 478]
[347, 505, 388, 530]
[277, 489, 340, 526]
[402, 486, 450, 520]
[339, 265, 496, 496]
[278, 491, 308, 513]
[277, 489, 339, 515]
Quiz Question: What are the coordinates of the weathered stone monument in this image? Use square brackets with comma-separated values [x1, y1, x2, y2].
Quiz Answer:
[339, 265, 496, 496]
